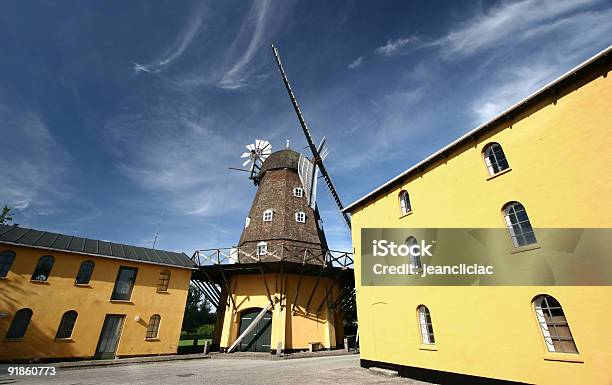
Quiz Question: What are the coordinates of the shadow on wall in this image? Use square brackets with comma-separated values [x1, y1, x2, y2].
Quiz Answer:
[0, 280, 79, 362]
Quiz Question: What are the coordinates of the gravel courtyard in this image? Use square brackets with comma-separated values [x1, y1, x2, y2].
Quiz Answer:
[0, 355, 434, 385]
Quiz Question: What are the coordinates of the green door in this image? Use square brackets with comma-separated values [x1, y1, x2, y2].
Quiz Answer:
[238, 308, 272, 352]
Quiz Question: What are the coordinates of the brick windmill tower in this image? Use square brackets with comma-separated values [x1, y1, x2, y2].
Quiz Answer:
[191, 47, 354, 354]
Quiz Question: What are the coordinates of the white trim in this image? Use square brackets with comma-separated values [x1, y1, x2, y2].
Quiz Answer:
[263, 210, 273, 222]
[257, 241, 268, 256]
[293, 187, 304, 198]
[295, 212, 306, 223]
[343, 45, 612, 213]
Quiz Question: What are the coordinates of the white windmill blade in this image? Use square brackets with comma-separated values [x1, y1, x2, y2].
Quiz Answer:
[242, 158, 252, 167]
[262, 148, 272, 155]
[246, 143, 256, 151]
[241, 152, 252, 158]
[255, 139, 263, 148]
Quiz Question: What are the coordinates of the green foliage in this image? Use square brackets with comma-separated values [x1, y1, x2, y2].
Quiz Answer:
[0, 206, 13, 225]
[181, 284, 216, 333]
[195, 324, 215, 338]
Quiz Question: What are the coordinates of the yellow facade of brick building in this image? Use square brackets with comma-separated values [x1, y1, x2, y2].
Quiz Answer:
[344, 47, 612, 385]
[0, 227, 194, 362]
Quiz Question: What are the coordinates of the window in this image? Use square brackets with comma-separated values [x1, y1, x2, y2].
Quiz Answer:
[0, 250, 16, 278]
[533, 295, 578, 353]
[245, 217, 251, 228]
[405, 236, 422, 269]
[5, 308, 33, 340]
[503, 202, 537, 247]
[157, 270, 171, 292]
[75, 260, 95, 285]
[55, 310, 78, 339]
[483, 142, 509, 176]
[146, 314, 161, 339]
[293, 187, 304, 198]
[263, 210, 273, 222]
[31, 255, 54, 282]
[257, 241, 268, 256]
[295, 211, 306, 223]
[111, 267, 138, 301]
[399, 190, 411, 215]
[417, 305, 435, 344]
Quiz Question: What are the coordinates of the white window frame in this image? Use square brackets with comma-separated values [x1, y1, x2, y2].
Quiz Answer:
[295, 211, 306, 223]
[399, 190, 411, 215]
[417, 305, 435, 345]
[293, 187, 304, 198]
[483, 142, 510, 176]
[263, 210, 273, 222]
[245, 217, 251, 228]
[405, 236, 421, 270]
[257, 241, 268, 256]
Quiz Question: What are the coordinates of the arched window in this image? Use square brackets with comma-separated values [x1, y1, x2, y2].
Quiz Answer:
[399, 190, 411, 215]
[0, 250, 16, 278]
[417, 305, 435, 344]
[56, 310, 78, 339]
[31, 255, 54, 282]
[157, 270, 171, 292]
[257, 241, 268, 256]
[5, 308, 33, 340]
[295, 211, 306, 223]
[75, 260, 95, 285]
[533, 295, 578, 353]
[146, 314, 161, 339]
[483, 142, 509, 176]
[503, 202, 537, 247]
[405, 236, 422, 269]
[293, 187, 304, 198]
[263, 210, 273, 222]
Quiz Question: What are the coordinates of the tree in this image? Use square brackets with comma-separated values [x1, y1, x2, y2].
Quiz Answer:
[182, 284, 216, 333]
[0, 206, 13, 225]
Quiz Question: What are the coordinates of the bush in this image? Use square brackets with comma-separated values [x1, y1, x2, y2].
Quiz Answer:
[195, 324, 215, 338]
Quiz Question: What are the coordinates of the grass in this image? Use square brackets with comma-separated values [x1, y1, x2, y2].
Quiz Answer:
[178, 338, 211, 347]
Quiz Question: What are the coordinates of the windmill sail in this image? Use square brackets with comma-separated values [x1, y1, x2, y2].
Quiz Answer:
[272, 44, 351, 229]
[298, 154, 318, 210]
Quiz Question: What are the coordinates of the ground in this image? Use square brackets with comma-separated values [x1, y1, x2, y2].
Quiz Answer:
[0, 355, 433, 385]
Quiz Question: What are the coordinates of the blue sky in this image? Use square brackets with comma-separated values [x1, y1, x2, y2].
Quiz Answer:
[1, 0, 611, 255]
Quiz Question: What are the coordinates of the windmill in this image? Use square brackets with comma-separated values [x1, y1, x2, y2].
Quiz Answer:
[271, 45, 352, 230]
[239, 139, 272, 185]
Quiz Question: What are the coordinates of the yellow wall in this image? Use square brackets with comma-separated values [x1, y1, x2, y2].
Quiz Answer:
[350, 73, 612, 384]
[0, 245, 192, 361]
[219, 273, 342, 351]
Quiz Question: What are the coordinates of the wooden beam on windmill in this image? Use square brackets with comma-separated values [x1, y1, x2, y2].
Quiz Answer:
[271, 44, 351, 229]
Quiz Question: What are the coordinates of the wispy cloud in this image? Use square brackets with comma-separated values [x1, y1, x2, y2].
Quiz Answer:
[0, 106, 72, 216]
[347, 56, 363, 69]
[133, 6, 205, 74]
[217, 0, 272, 89]
[374, 35, 420, 56]
[428, 0, 605, 59]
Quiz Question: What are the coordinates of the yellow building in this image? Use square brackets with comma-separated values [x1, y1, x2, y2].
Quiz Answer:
[343, 46, 612, 385]
[0, 224, 194, 362]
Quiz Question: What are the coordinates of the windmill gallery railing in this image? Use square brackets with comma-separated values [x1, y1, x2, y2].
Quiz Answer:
[191, 243, 353, 269]
[190, 244, 355, 316]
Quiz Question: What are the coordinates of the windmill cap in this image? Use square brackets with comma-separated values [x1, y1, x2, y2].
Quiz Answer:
[259, 149, 302, 176]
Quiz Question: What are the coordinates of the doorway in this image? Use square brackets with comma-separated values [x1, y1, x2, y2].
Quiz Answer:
[238, 308, 272, 352]
[95, 314, 125, 359]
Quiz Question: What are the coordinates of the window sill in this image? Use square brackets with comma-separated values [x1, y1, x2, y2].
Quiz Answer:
[74, 283, 91, 287]
[510, 244, 541, 254]
[109, 300, 134, 304]
[419, 344, 437, 351]
[543, 353, 583, 363]
[54, 338, 74, 342]
[486, 168, 512, 180]
[30, 280, 50, 284]
[156, 290, 169, 294]
[145, 338, 160, 342]
[399, 211, 413, 219]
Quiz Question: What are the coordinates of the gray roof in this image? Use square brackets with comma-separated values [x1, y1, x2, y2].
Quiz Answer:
[259, 149, 301, 176]
[0, 224, 196, 270]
